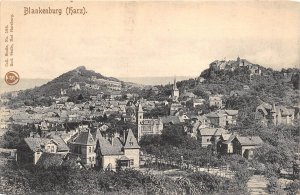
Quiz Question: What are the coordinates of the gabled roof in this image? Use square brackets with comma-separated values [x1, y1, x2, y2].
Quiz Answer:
[225, 110, 239, 116]
[36, 153, 82, 169]
[124, 129, 140, 149]
[160, 116, 182, 124]
[220, 133, 233, 141]
[199, 128, 226, 136]
[222, 134, 236, 144]
[206, 112, 224, 118]
[277, 106, 294, 116]
[112, 137, 123, 152]
[36, 153, 65, 168]
[235, 136, 263, 146]
[209, 96, 222, 101]
[193, 98, 205, 103]
[45, 134, 70, 151]
[24, 137, 51, 152]
[24, 137, 69, 152]
[61, 153, 83, 168]
[72, 130, 95, 145]
[92, 129, 103, 140]
[95, 132, 122, 155]
[181, 92, 196, 98]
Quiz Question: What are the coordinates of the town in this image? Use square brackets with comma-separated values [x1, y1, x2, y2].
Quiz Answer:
[0, 57, 299, 194]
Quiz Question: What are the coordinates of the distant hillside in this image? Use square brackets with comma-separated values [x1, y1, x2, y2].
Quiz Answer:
[187, 58, 299, 104]
[3, 66, 144, 106]
[24, 66, 122, 96]
[140, 58, 300, 107]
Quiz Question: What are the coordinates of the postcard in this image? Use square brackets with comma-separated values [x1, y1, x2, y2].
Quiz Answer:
[0, 1, 300, 194]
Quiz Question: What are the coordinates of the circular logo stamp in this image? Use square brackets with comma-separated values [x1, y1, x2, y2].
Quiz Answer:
[5, 71, 20, 85]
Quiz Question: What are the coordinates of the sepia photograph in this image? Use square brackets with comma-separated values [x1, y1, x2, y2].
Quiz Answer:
[0, 1, 300, 194]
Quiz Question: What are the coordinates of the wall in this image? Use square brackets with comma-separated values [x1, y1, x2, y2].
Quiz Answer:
[124, 148, 140, 168]
[79, 144, 96, 167]
[102, 155, 121, 170]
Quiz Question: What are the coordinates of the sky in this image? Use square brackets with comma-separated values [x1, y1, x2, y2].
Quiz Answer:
[1, 1, 300, 80]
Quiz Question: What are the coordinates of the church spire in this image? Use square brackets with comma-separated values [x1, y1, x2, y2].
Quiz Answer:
[173, 76, 177, 90]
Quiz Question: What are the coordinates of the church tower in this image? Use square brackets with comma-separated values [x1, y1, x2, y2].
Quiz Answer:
[172, 77, 180, 101]
[136, 103, 144, 124]
[136, 103, 144, 141]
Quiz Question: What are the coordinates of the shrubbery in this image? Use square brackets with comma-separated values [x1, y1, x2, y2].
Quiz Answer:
[1, 165, 246, 194]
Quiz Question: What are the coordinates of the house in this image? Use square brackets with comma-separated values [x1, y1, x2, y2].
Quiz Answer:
[160, 115, 185, 125]
[60, 88, 67, 96]
[198, 128, 226, 147]
[217, 134, 263, 159]
[18, 136, 69, 166]
[70, 82, 81, 91]
[109, 91, 122, 100]
[255, 103, 295, 126]
[243, 85, 250, 90]
[198, 77, 205, 83]
[91, 84, 100, 90]
[217, 133, 235, 155]
[180, 90, 197, 101]
[67, 129, 97, 167]
[209, 95, 223, 108]
[136, 104, 163, 141]
[247, 64, 262, 76]
[169, 103, 184, 116]
[206, 110, 238, 127]
[231, 136, 263, 159]
[192, 98, 205, 108]
[95, 129, 140, 170]
[0, 148, 17, 165]
[69, 128, 140, 170]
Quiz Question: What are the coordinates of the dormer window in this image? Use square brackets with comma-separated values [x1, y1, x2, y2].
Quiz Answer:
[129, 141, 133, 146]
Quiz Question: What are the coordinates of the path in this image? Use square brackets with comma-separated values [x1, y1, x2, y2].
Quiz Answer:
[247, 175, 268, 195]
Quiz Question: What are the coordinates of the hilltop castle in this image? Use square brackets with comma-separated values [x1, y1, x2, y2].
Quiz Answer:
[209, 57, 262, 76]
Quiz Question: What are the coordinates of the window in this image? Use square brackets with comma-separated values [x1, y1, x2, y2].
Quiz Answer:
[129, 141, 133, 146]
[92, 156, 95, 161]
[130, 159, 134, 166]
[51, 146, 54, 153]
[89, 147, 92, 153]
[207, 139, 210, 142]
[89, 157, 92, 162]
